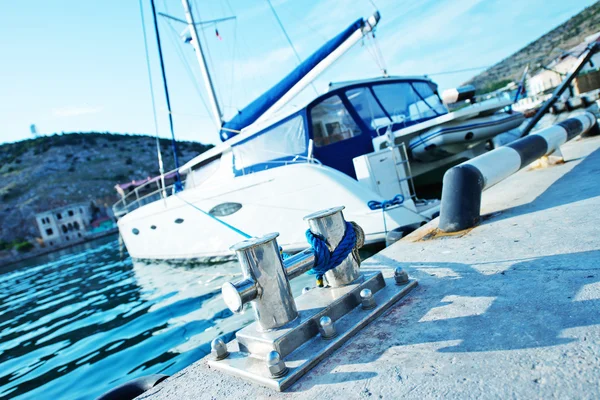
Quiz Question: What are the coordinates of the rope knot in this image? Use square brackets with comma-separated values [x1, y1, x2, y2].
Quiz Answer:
[306, 221, 358, 283]
[367, 194, 405, 210]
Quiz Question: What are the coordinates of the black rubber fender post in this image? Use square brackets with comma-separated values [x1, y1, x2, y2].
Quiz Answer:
[582, 120, 600, 138]
[96, 374, 169, 400]
[438, 164, 485, 232]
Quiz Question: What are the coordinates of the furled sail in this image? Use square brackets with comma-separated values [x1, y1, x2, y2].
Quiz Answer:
[220, 14, 379, 141]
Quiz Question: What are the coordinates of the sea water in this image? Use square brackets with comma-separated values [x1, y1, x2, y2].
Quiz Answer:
[0, 235, 313, 399]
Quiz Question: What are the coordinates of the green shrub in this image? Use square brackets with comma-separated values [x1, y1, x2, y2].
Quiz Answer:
[14, 241, 34, 253]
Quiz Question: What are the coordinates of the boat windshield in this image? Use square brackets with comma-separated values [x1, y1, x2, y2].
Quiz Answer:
[347, 81, 447, 131]
[232, 114, 308, 175]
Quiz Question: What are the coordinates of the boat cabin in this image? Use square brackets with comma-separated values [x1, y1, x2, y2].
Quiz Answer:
[230, 76, 448, 178]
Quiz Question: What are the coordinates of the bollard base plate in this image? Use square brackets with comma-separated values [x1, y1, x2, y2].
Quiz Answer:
[208, 272, 418, 391]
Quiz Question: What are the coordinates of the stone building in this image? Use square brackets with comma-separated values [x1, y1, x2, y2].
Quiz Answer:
[35, 203, 93, 246]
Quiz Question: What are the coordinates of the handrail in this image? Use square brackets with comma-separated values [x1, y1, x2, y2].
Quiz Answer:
[113, 154, 319, 217]
[113, 183, 178, 217]
[113, 166, 184, 218]
[115, 168, 179, 203]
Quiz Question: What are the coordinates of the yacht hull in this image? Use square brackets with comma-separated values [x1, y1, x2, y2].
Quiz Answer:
[117, 164, 437, 261]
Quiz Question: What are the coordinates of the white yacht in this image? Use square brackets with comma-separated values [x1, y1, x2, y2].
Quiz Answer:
[115, 9, 523, 261]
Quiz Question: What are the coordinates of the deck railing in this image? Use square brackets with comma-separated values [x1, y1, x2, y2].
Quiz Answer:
[112, 170, 185, 219]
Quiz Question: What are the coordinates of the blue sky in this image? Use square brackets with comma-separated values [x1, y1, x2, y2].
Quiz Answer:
[0, 0, 596, 145]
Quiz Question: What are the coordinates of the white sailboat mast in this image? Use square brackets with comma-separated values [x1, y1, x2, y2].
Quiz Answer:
[181, 0, 223, 129]
[257, 12, 381, 123]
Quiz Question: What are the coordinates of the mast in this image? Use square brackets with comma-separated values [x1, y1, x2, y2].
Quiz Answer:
[181, 0, 224, 129]
[150, 0, 183, 191]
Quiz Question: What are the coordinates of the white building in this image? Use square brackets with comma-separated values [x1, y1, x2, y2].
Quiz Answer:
[528, 32, 600, 96]
[35, 203, 93, 246]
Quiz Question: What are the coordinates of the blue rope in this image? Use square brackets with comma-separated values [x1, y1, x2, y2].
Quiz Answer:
[367, 194, 405, 210]
[367, 194, 405, 237]
[306, 221, 356, 280]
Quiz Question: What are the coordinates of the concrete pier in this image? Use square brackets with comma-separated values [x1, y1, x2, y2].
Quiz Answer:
[140, 134, 600, 399]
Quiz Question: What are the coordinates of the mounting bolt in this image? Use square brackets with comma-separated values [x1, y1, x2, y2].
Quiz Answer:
[318, 316, 337, 339]
[266, 351, 289, 378]
[302, 286, 312, 294]
[211, 337, 229, 360]
[394, 267, 409, 285]
[360, 288, 376, 310]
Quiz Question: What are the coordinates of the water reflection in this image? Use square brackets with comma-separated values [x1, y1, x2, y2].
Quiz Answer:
[0, 236, 314, 400]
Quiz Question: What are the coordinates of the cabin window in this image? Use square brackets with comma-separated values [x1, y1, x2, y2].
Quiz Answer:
[310, 96, 361, 147]
[371, 83, 423, 125]
[185, 156, 222, 190]
[370, 82, 446, 127]
[56, 213, 62, 220]
[68, 210, 74, 217]
[46, 228, 53, 236]
[346, 88, 390, 131]
[411, 81, 447, 117]
[233, 115, 306, 173]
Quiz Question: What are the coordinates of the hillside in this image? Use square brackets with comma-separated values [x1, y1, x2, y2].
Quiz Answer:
[466, 2, 600, 93]
[0, 133, 213, 247]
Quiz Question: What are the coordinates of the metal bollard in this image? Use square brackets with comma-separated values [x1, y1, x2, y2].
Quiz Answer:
[304, 206, 360, 287]
[222, 233, 298, 331]
[221, 207, 363, 332]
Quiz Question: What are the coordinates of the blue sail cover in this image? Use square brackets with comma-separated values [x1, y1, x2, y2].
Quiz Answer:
[220, 18, 365, 141]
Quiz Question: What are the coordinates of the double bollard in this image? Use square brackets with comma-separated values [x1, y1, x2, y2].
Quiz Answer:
[209, 206, 416, 391]
[221, 206, 361, 331]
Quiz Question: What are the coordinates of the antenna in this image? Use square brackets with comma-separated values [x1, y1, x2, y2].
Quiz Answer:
[30, 124, 39, 137]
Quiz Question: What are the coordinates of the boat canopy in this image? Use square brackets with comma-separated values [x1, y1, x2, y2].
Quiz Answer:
[179, 76, 449, 177]
[220, 18, 365, 141]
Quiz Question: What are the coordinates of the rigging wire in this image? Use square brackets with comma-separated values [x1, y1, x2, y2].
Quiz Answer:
[367, 0, 379, 9]
[364, 34, 388, 76]
[138, 0, 167, 199]
[149, 0, 183, 190]
[426, 65, 490, 76]
[162, 17, 215, 125]
[228, 19, 238, 115]
[224, 0, 238, 114]
[371, 33, 388, 76]
[192, 0, 225, 108]
[266, 0, 319, 96]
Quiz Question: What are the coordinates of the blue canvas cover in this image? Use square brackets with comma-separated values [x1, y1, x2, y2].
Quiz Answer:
[220, 18, 365, 141]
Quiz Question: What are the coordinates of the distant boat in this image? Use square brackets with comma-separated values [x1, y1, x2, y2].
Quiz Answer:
[114, 6, 522, 261]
